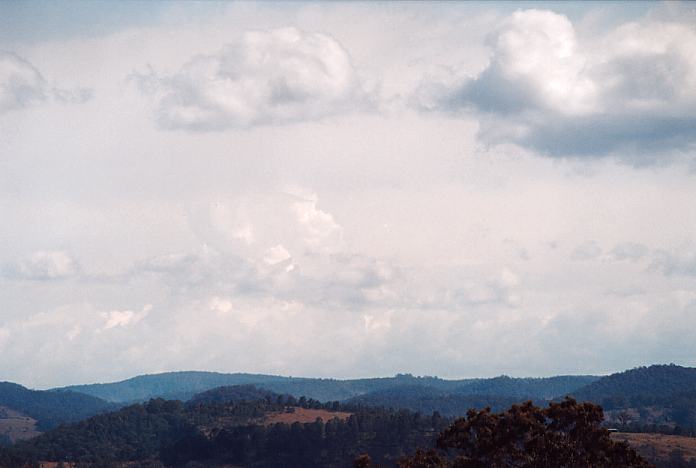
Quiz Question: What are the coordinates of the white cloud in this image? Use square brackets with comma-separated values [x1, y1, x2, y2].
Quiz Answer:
[414, 9, 696, 159]
[137, 27, 371, 130]
[9, 251, 78, 280]
[102, 304, 152, 330]
[194, 190, 344, 259]
[3, 2, 696, 387]
[290, 191, 344, 255]
[263, 244, 291, 265]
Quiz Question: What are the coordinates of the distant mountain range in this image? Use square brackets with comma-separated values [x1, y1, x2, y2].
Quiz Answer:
[3, 364, 696, 467]
[1, 363, 695, 442]
[53, 371, 599, 403]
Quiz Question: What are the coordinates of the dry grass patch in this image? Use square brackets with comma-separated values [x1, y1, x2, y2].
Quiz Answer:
[613, 432, 696, 461]
[0, 405, 41, 443]
[262, 407, 352, 426]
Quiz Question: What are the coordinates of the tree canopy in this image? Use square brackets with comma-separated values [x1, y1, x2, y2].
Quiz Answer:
[360, 398, 652, 468]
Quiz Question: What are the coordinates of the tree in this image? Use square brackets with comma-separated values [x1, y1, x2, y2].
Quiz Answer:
[355, 453, 374, 468]
[394, 398, 652, 467]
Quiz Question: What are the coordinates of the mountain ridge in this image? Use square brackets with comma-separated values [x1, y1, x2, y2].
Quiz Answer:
[52, 370, 601, 404]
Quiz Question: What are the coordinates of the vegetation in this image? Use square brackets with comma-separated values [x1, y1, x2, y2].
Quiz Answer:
[358, 398, 651, 467]
[7, 388, 449, 467]
[569, 365, 696, 430]
[347, 385, 525, 417]
[453, 375, 599, 400]
[571, 365, 696, 410]
[189, 384, 282, 405]
[2, 366, 696, 466]
[0, 382, 117, 430]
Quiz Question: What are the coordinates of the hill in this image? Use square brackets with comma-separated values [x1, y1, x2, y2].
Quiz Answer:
[457, 375, 599, 400]
[189, 384, 282, 405]
[9, 394, 448, 467]
[0, 382, 117, 431]
[571, 364, 696, 409]
[54, 371, 599, 404]
[568, 364, 696, 431]
[347, 385, 524, 417]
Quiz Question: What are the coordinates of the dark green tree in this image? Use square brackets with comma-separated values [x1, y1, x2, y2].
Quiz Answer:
[395, 398, 652, 468]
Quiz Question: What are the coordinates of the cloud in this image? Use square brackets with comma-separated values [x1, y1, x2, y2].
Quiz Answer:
[0, 51, 94, 113]
[571, 241, 602, 261]
[263, 244, 291, 266]
[3, 251, 79, 280]
[651, 249, 696, 277]
[135, 27, 370, 130]
[193, 190, 344, 258]
[132, 250, 260, 295]
[0, 51, 48, 112]
[414, 9, 696, 159]
[101, 304, 152, 330]
[610, 242, 650, 262]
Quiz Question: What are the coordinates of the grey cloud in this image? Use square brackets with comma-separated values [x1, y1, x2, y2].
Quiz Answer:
[52, 86, 93, 104]
[0, 51, 93, 113]
[571, 241, 602, 261]
[650, 250, 696, 277]
[0, 51, 47, 112]
[131, 252, 261, 295]
[2, 251, 79, 281]
[610, 242, 650, 262]
[125, 249, 394, 311]
[135, 27, 372, 131]
[126, 247, 516, 313]
[413, 10, 696, 160]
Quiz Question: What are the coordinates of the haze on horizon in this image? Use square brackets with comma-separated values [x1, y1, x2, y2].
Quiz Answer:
[2, 0, 696, 390]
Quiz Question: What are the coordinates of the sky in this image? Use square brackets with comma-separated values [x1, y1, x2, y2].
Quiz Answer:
[1, 1, 696, 389]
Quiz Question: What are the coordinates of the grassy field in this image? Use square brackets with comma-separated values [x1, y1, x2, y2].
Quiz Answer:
[262, 407, 352, 426]
[613, 432, 696, 462]
[0, 405, 41, 443]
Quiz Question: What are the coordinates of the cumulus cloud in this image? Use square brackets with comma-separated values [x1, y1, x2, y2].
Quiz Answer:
[102, 304, 152, 330]
[414, 9, 696, 159]
[194, 190, 344, 259]
[135, 27, 370, 130]
[263, 244, 291, 265]
[4, 250, 79, 280]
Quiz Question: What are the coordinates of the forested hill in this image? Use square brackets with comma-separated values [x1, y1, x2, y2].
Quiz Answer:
[54, 371, 599, 404]
[454, 375, 599, 400]
[346, 386, 525, 417]
[0, 382, 117, 430]
[570, 364, 696, 410]
[8, 392, 449, 467]
[189, 384, 283, 404]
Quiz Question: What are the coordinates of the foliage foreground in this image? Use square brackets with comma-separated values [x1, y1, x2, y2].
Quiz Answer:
[358, 398, 652, 468]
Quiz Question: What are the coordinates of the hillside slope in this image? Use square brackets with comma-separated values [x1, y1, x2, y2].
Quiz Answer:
[0, 382, 117, 431]
[571, 364, 696, 409]
[347, 385, 525, 417]
[9, 395, 446, 467]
